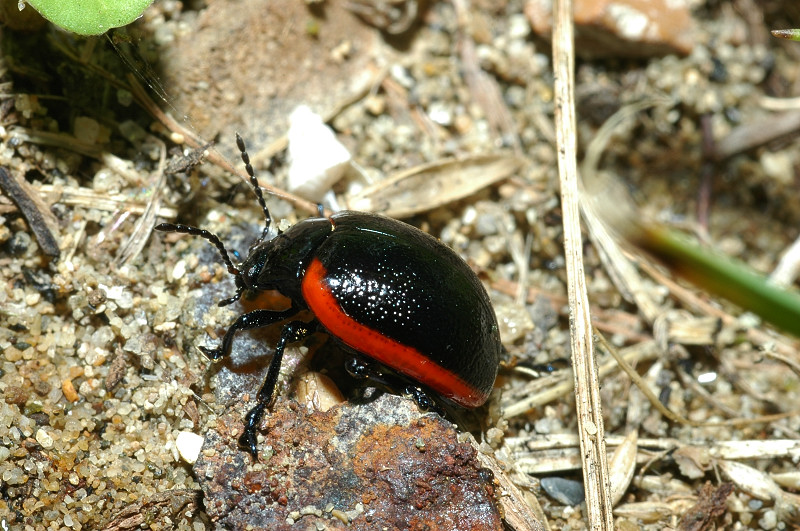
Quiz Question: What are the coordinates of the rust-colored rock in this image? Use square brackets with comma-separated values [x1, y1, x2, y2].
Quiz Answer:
[194, 394, 502, 530]
[525, 0, 697, 58]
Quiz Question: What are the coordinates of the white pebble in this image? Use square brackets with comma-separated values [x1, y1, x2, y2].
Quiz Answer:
[35, 428, 54, 449]
[758, 509, 777, 530]
[508, 14, 530, 39]
[176, 431, 204, 464]
[760, 151, 793, 184]
[172, 259, 187, 281]
[287, 105, 351, 202]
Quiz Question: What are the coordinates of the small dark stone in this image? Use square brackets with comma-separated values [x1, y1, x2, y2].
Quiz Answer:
[4, 386, 28, 406]
[22, 268, 57, 303]
[87, 288, 107, 308]
[32, 380, 52, 397]
[541, 477, 585, 506]
[28, 412, 50, 426]
[709, 57, 727, 83]
[5, 231, 31, 256]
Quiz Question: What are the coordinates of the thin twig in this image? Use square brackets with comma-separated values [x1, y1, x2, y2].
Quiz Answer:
[501, 340, 660, 419]
[637, 259, 800, 357]
[0, 166, 60, 258]
[697, 113, 716, 237]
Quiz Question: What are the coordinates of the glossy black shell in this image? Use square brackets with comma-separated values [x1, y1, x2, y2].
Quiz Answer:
[240, 211, 502, 403]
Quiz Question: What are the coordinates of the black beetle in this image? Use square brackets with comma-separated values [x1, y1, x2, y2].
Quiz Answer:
[155, 134, 502, 457]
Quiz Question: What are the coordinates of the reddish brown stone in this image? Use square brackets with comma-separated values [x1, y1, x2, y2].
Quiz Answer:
[194, 394, 503, 530]
[525, 0, 697, 58]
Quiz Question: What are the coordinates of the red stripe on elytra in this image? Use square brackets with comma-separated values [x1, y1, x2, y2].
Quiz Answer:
[301, 258, 485, 407]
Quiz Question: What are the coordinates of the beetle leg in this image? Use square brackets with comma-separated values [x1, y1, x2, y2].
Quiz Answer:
[402, 385, 445, 416]
[344, 358, 445, 416]
[239, 320, 314, 458]
[343, 357, 376, 381]
[199, 308, 298, 361]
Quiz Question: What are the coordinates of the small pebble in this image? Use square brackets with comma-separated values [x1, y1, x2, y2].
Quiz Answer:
[172, 260, 187, 281]
[74, 116, 100, 144]
[540, 477, 585, 506]
[176, 431, 204, 464]
[35, 428, 54, 449]
[295, 372, 344, 412]
[61, 379, 80, 403]
[364, 94, 385, 115]
[6, 231, 31, 256]
[286, 105, 351, 202]
[758, 509, 777, 530]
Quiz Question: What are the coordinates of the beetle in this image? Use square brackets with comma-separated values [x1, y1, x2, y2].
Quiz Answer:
[155, 134, 502, 457]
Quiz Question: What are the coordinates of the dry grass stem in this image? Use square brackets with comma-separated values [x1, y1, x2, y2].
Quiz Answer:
[552, 0, 612, 525]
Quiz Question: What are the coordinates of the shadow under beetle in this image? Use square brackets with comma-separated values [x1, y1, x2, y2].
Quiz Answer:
[155, 134, 502, 458]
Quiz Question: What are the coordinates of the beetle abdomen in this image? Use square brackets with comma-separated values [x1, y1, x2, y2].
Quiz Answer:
[301, 212, 501, 407]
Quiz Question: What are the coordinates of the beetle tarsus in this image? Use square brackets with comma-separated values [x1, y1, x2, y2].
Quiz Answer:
[239, 402, 266, 458]
[198, 345, 225, 361]
[403, 385, 445, 416]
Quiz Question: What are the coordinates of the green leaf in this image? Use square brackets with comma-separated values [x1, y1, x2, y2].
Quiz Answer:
[24, 0, 153, 35]
[772, 29, 800, 42]
[634, 224, 800, 338]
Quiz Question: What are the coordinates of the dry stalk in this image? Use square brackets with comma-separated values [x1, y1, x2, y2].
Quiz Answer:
[551, 0, 613, 527]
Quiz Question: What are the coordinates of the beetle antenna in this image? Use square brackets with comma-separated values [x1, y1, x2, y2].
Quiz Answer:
[155, 223, 241, 277]
[235, 133, 272, 240]
[155, 223, 246, 306]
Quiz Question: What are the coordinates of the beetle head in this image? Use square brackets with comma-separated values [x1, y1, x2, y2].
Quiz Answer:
[236, 214, 333, 303]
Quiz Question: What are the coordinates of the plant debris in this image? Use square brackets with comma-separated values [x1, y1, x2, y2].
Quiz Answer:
[0, 166, 59, 258]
